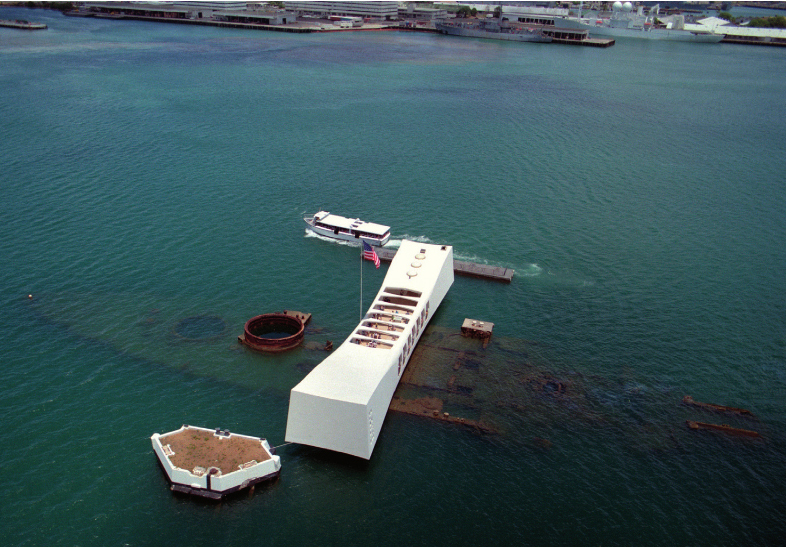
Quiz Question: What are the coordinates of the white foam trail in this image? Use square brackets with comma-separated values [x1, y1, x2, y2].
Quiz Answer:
[386, 234, 436, 249]
[305, 230, 532, 279]
[304, 229, 362, 248]
[453, 252, 487, 264]
[521, 263, 543, 277]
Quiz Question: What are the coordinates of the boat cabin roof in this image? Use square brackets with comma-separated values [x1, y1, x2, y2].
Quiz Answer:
[314, 211, 390, 236]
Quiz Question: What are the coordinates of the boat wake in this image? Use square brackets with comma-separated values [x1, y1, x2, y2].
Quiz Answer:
[303, 232, 441, 250]
[305, 230, 540, 279]
[304, 229, 365, 248]
[520, 263, 543, 277]
[385, 234, 437, 249]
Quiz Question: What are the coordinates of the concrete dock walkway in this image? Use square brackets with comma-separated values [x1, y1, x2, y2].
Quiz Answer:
[376, 247, 513, 283]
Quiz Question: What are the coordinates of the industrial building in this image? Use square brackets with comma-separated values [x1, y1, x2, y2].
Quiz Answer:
[285, 1, 398, 21]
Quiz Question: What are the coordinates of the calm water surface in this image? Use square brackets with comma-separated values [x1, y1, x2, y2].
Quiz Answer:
[2, 8, 785, 546]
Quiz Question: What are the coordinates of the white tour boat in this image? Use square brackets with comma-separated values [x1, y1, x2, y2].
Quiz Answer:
[285, 240, 454, 459]
[304, 211, 391, 247]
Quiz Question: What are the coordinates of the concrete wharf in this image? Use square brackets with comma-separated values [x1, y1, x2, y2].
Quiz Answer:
[540, 26, 615, 47]
[376, 247, 513, 283]
[553, 36, 615, 47]
[62, 10, 612, 45]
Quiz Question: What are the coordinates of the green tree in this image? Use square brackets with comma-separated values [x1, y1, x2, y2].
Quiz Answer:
[456, 5, 477, 18]
[718, 11, 734, 23]
[748, 15, 786, 28]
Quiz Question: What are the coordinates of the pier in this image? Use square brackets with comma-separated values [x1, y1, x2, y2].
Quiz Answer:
[376, 247, 514, 283]
[721, 34, 786, 47]
[541, 27, 616, 48]
[553, 36, 615, 47]
[60, 8, 611, 47]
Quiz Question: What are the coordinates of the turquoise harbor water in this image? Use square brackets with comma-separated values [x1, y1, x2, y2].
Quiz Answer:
[2, 7, 786, 546]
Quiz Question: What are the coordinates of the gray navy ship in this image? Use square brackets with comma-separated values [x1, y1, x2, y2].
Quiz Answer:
[435, 18, 552, 43]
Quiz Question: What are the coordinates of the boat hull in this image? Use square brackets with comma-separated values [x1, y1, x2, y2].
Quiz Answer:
[305, 219, 390, 246]
[555, 17, 723, 42]
[435, 23, 552, 43]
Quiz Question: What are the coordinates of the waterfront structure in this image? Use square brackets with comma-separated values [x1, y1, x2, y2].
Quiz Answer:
[285, 1, 398, 20]
[81, 1, 247, 8]
[398, 4, 448, 24]
[285, 240, 454, 459]
[374, 246, 514, 282]
[85, 2, 191, 19]
[504, 5, 569, 20]
[694, 16, 786, 46]
[511, 12, 565, 26]
[78, 2, 295, 24]
[213, 9, 296, 26]
[151, 425, 281, 499]
[172, 1, 247, 9]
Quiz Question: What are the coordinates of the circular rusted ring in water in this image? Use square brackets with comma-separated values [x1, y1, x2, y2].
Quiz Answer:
[242, 313, 304, 352]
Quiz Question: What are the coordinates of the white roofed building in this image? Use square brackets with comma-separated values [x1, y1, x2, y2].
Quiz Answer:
[692, 16, 786, 45]
[285, 1, 398, 20]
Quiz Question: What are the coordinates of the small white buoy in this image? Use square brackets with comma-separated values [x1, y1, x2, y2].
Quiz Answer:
[28, 294, 33, 300]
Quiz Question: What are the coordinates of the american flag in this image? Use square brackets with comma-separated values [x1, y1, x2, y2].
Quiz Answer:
[363, 241, 380, 269]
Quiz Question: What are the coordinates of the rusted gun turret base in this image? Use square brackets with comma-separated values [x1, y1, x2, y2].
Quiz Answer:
[239, 311, 307, 352]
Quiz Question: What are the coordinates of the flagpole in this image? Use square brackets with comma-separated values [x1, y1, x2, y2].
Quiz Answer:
[359, 242, 363, 322]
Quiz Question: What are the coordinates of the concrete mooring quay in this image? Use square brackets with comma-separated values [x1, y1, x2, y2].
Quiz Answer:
[376, 247, 513, 283]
